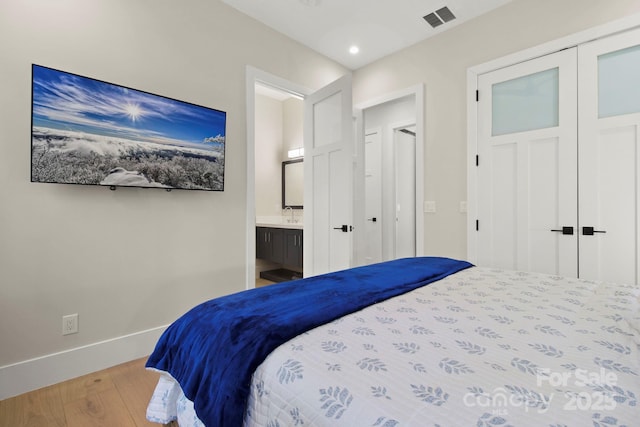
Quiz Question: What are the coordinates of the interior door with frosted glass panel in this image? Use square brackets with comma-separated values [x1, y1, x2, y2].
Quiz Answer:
[578, 28, 640, 285]
[476, 48, 577, 276]
[303, 74, 353, 277]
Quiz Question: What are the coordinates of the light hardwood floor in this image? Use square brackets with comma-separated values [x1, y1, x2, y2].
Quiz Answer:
[256, 277, 276, 287]
[2, 282, 275, 427]
[0, 357, 173, 427]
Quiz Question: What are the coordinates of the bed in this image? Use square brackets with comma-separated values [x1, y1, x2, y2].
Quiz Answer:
[145, 257, 640, 426]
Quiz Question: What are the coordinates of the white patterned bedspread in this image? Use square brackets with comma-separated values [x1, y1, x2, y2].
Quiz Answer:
[147, 267, 640, 426]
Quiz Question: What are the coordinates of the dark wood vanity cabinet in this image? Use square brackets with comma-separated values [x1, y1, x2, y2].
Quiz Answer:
[283, 228, 303, 268]
[256, 227, 284, 264]
[257, 227, 303, 269]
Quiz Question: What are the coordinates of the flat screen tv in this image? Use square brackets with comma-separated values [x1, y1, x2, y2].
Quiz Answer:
[31, 64, 226, 191]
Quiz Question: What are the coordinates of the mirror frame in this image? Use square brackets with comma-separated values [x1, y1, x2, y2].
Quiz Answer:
[282, 158, 303, 209]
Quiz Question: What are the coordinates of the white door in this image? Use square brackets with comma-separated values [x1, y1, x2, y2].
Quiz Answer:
[476, 48, 578, 277]
[578, 28, 640, 285]
[394, 128, 416, 258]
[364, 129, 382, 264]
[303, 74, 353, 276]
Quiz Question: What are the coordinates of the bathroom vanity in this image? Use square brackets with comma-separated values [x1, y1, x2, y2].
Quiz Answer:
[256, 222, 303, 282]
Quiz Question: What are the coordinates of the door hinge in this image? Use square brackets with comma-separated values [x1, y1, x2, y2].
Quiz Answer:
[475, 155, 479, 166]
[476, 90, 479, 102]
[476, 220, 479, 231]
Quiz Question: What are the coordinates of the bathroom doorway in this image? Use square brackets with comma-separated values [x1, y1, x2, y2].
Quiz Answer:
[253, 82, 305, 287]
[246, 67, 310, 289]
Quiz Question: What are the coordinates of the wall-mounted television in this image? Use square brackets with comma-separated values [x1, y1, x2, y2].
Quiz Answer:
[31, 64, 226, 191]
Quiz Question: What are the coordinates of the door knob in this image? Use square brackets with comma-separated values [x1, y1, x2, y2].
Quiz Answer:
[367, 217, 377, 222]
[550, 226, 574, 235]
[333, 225, 349, 232]
[582, 226, 606, 236]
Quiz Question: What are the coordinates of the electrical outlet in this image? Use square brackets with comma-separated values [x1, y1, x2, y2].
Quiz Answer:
[62, 313, 78, 335]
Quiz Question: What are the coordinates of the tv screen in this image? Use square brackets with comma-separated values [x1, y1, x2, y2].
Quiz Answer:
[31, 64, 226, 191]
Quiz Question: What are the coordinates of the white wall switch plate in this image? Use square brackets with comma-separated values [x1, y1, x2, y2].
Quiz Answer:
[424, 201, 436, 213]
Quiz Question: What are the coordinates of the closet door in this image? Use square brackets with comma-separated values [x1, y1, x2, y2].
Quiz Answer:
[476, 48, 578, 276]
[578, 28, 640, 285]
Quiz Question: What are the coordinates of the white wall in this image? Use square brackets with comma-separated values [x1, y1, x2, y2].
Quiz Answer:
[254, 95, 304, 218]
[283, 98, 304, 159]
[353, 0, 640, 260]
[255, 94, 283, 217]
[0, 0, 345, 398]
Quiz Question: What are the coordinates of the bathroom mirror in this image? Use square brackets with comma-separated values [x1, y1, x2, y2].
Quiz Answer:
[282, 159, 303, 209]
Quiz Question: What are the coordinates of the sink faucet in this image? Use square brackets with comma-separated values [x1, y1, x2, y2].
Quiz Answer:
[284, 206, 295, 223]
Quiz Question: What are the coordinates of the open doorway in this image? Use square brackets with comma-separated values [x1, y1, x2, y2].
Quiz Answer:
[246, 69, 354, 287]
[246, 69, 424, 287]
[245, 67, 310, 289]
[355, 86, 424, 266]
[253, 82, 305, 287]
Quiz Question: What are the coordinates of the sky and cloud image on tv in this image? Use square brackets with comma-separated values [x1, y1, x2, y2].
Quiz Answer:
[31, 64, 226, 191]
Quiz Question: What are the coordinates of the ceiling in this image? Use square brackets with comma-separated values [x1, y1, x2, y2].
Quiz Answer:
[222, 0, 513, 70]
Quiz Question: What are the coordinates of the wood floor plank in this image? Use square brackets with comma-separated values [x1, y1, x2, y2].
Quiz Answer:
[58, 369, 115, 405]
[0, 385, 66, 427]
[0, 357, 162, 427]
[63, 388, 136, 427]
[109, 358, 161, 426]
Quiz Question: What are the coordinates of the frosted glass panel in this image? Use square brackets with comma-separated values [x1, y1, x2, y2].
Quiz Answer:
[492, 68, 559, 136]
[598, 44, 640, 118]
[313, 92, 342, 148]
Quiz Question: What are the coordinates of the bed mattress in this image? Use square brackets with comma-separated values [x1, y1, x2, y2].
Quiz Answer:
[147, 266, 640, 426]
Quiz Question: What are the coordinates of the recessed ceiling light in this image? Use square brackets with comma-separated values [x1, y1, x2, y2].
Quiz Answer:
[349, 45, 360, 55]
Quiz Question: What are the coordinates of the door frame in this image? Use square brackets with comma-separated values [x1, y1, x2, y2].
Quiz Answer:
[245, 66, 311, 290]
[467, 14, 640, 263]
[354, 84, 425, 263]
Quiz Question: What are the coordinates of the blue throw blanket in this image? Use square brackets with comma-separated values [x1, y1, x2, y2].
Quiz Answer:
[146, 257, 472, 426]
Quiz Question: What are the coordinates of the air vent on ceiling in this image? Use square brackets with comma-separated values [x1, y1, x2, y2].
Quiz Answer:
[423, 6, 456, 28]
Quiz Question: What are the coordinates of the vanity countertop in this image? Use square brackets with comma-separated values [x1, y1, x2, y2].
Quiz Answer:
[256, 221, 303, 230]
[256, 216, 303, 230]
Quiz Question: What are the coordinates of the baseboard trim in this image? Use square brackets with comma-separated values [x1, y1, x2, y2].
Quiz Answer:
[0, 325, 168, 400]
